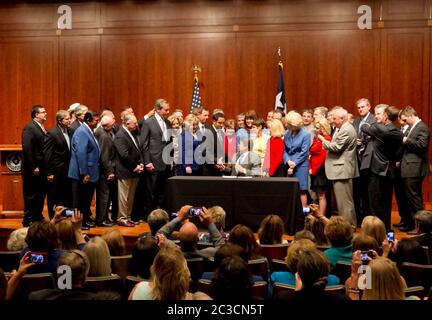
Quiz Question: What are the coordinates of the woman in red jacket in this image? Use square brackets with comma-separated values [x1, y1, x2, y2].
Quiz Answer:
[262, 119, 285, 177]
[309, 118, 331, 216]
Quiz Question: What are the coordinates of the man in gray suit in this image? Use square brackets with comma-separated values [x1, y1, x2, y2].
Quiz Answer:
[224, 138, 261, 177]
[398, 106, 430, 233]
[318, 108, 359, 226]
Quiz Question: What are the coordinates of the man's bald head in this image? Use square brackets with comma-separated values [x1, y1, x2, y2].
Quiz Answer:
[178, 222, 199, 249]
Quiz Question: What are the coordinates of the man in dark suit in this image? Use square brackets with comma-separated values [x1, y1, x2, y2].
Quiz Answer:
[68, 104, 88, 137]
[140, 99, 172, 210]
[44, 110, 72, 219]
[114, 114, 144, 227]
[94, 114, 117, 227]
[21, 105, 48, 226]
[68, 110, 100, 228]
[224, 138, 261, 177]
[206, 112, 226, 176]
[360, 105, 403, 230]
[352, 98, 375, 226]
[192, 107, 212, 175]
[399, 106, 431, 233]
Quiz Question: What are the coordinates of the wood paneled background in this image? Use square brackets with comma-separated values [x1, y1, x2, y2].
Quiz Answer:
[0, 0, 431, 201]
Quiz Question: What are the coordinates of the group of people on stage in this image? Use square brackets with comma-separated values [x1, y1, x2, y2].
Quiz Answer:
[21, 98, 430, 234]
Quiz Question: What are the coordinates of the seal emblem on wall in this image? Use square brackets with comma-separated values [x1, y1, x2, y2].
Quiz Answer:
[6, 152, 22, 172]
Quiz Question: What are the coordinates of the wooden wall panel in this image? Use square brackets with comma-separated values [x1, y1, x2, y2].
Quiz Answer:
[59, 36, 101, 110]
[382, 0, 430, 20]
[0, 37, 58, 144]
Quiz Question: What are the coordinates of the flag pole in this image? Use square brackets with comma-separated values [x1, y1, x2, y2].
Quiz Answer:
[192, 65, 201, 81]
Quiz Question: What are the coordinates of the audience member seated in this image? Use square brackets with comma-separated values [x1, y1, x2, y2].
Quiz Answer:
[7, 228, 28, 252]
[304, 213, 329, 246]
[146, 209, 170, 236]
[269, 239, 340, 297]
[83, 236, 112, 277]
[4, 252, 35, 300]
[273, 250, 350, 301]
[352, 234, 379, 253]
[131, 234, 160, 279]
[157, 206, 225, 259]
[257, 215, 286, 245]
[360, 216, 387, 247]
[129, 245, 210, 300]
[409, 210, 432, 259]
[102, 229, 126, 256]
[229, 224, 262, 260]
[51, 207, 87, 250]
[323, 216, 353, 268]
[210, 255, 253, 301]
[29, 250, 96, 300]
[294, 230, 316, 243]
[199, 206, 229, 242]
[20, 220, 65, 274]
[393, 238, 429, 271]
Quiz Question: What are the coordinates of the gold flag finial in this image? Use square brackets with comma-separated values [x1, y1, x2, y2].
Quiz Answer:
[192, 65, 201, 81]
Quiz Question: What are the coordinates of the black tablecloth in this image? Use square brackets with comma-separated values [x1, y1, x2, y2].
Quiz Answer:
[162, 176, 304, 235]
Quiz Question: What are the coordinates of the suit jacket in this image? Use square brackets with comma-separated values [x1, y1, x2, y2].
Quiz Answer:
[353, 112, 375, 138]
[401, 121, 430, 178]
[207, 125, 225, 164]
[323, 121, 359, 180]
[95, 126, 116, 179]
[21, 120, 47, 175]
[139, 115, 172, 171]
[69, 119, 81, 138]
[353, 112, 376, 164]
[68, 124, 101, 183]
[361, 122, 403, 178]
[44, 126, 71, 177]
[114, 126, 143, 179]
[177, 131, 204, 174]
[226, 151, 261, 176]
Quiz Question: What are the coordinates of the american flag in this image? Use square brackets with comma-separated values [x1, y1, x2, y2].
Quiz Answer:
[189, 78, 202, 112]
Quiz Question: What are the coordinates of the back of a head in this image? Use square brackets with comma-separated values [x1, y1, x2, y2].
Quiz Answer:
[132, 234, 160, 279]
[147, 209, 170, 236]
[285, 239, 317, 273]
[7, 227, 28, 251]
[229, 224, 260, 260]
[178, 222, 199, 250]
[207, 206, 226, 230]
[360, 216, 386, 245]
[294, 230, 316, 243]
[83, 236, 112, 277]
[25, 220, 58, 252]
[150, 245, 190, 300]
[394, 238, 428, 269]
[258, 215, 284, 245]
[211, 255, 252, 300]
[324, 216, 353, 248]
[362, 257, 404, 300]
[55, 219, 76, 250]
[415, 210, 432, 233]
[352, 234, 379, 253]
[214, 243, 246, 267]
[58, 250, 90, 289]
[304, 215, 328, 245]
[101, 229, 126, 256]
[297, 250, 330, 290]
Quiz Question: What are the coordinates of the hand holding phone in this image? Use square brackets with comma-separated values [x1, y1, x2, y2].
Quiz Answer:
[387, 230, 395, 242]
[62, 208, 74, 217]
[303, 207, 311, 215]
[189, 207, 203, 217]
[29, 252, 48, 264]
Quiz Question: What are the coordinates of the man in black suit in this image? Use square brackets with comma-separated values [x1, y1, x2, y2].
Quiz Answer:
[115, 114, 144, 227]
[206, 112, 226, 176]
[95, 114, 117, 227]
[360, 105, 403, 230]
[352, 98, 375, 226]
[68, 104, 88, 137]
[192, 107, 212, 175]
[399, 106, 431, 233]
[140, 99, 172, 210]
[44, 110, 72, 219]
[22, 105, 48, 226]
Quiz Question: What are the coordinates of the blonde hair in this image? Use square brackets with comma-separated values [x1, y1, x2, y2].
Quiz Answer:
[7, 227, 28, 251]
[207, 206, 226, 230]
[55, 219, 76, 250]
[269, 119, 285, 138]
[314, 118, 331, 136]
[285, 239, 317, 273]
[83, 236, 112, 277]
[324, 216, 353, 247]
[102, 229, 126, 256]
[183, 114, 199, 131]
[285, 111, 303, 128]
[362, 257, 405, 300]
[150, 245, 191, 300]
[360, 216, 386, 245]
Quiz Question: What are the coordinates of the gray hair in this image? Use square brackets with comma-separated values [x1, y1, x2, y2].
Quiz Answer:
[154, 99, 168, 110]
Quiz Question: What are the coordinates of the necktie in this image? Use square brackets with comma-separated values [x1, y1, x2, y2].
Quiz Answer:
[404, 126, 411, 137]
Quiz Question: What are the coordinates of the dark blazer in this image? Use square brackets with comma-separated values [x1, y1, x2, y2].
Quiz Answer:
[44, 126, 71, 177]
[69, 119, 81, 138]
[361, 122, 404, 178]
[207, 125, 225, 165]
[353, 113, 376, 164]
[353, 112, 375, 138]
[400, 121, 430, 178]
[95, 126, 116, 179]
[177, 131, 204, 175]
[139, 115, 172, 171]
[68, 124, 101, 183]
[114, 126, 143, 179]
[22, 120, 47, 175]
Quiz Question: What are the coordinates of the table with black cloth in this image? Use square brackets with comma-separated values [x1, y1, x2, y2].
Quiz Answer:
[162, 176, 304, 235]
